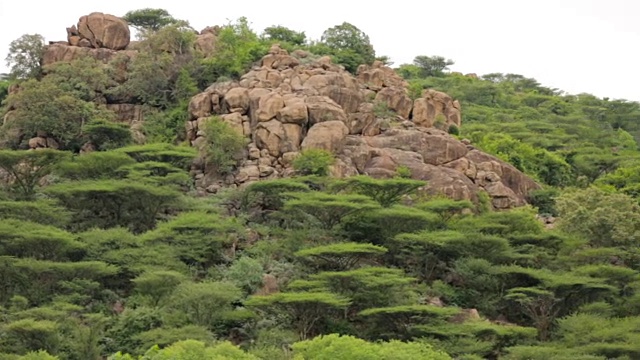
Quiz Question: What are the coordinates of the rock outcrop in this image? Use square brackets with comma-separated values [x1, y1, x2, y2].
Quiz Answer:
[187, 45, 540, 208]
[42, 43, 137, 67]
[44, 12, 135, 68]
[74, 12, 130, 50]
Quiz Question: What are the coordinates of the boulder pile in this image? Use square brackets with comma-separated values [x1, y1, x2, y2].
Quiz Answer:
[187, 45, 539, 209]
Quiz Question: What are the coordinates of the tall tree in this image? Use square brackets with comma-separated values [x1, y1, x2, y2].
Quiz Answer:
[316, 22, 376, 73]
[5, 34, 45, 80]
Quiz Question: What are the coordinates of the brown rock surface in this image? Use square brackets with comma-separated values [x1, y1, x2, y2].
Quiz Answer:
[42, 43, 136, 67]
[77, 12, 130, 50]
[184, 45, 540, 207]
[413, 89, 461, 129]
[301, 121, 349, 153]
[106, 104, 144, 124]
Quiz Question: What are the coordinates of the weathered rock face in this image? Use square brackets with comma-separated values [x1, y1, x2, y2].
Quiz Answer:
[413, 89, 461, 129]
[42, 43, 137, 67]
[76, 12, 130, 50]
[186, 44, 541, 208]
[106, 104, 144, 124]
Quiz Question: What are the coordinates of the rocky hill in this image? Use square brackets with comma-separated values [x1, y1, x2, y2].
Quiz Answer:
[187, 45, 539, 209]
[10, 12, 539, 210]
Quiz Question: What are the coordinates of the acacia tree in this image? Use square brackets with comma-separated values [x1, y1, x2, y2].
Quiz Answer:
[44, 179, 183, 233]
[245, 291, 349, 340]
[0, 149, 70, 200]
[330, 175, 426, 207]
[498, 266, 615, 341]
[122, 8, 180, 33]
[294, 243, 388, 271]
[5, 34, 45, 80]
[291, 333, 452, 360]
[413, 55, 455, 77]
[282, 192, 380, 230]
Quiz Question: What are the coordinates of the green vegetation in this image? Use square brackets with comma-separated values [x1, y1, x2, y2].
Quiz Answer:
[292, 148, 335, 176]
[0, 7, 640, 360]
[198, 116, 246, 176]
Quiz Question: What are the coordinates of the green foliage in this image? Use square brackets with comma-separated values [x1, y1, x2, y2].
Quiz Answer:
[332, 175, 425, 207]
[240, 178, 310, 219]
[5, 34, 44, 80]
[292, 149, 335, 176]
[0, 199, 70, 227]
[473, 133, 573, 187]
[295, 243, 387, 271]
[291, 333, 452, 360]
[419, 198, 474, 226]
[223, 257, 264, 295]
[111, 339, 257, 360]
[412, 55, 455, 77]
[527, 187, 559, 216]
[315, 22, 376, 73]
[166, 281, 243, 329]
[55, 152, 136, 180]
[0, 149, 70, 200]
[595, 164, 640, 199]
[122, 8, 180, 32]
[395, 165, 412, 178]
[200, 17, 267, 82]
[2, 11, 640, 358]
[83, 119, 133, 151]
[132, 326, 212, 353]
[341, 205, 436, 245]
[44, 180, 183, 233]
[142, 102, 190, 143]
[42, 56, 111, 102]
[282, 192, 380, 229]
[1, 79, 116, 150]
[555, 187, 640, 247]
[18, 351, 59, 360]
[141, 210, 241, 269]
[2, 319, 59, 354]
[132, 270, 187, 307]
[262, 25, 306, 46]
[0, 79, 10, 104]
[246, 291, 349, 340]
[115, 143, 197, 170]
[198, 117, 245, 175]
[0, 219, 82, 261]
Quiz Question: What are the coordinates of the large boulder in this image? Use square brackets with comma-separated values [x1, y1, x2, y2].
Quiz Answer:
[374, 87, 413, 119]
[413, 89, 461, 129]
[301, 121, 349, 153]
[77, 12, 130, 50]
[305, 96, 347, 125]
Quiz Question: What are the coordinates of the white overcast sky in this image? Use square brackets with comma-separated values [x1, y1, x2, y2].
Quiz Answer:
[1, 0, 638, 101]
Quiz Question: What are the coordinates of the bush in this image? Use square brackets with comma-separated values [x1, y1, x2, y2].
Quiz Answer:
[83, 119, 132, 151]
[292, 149, 335, 176]
[527, 188, 559, 216]
[396, 165, 412, 179]
[199, 116, 245, 176]
[448, 124, 460, 136]
[143, 102, 189, 143]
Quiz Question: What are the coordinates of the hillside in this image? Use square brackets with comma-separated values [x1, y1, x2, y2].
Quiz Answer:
[1, 9, 640, 360]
